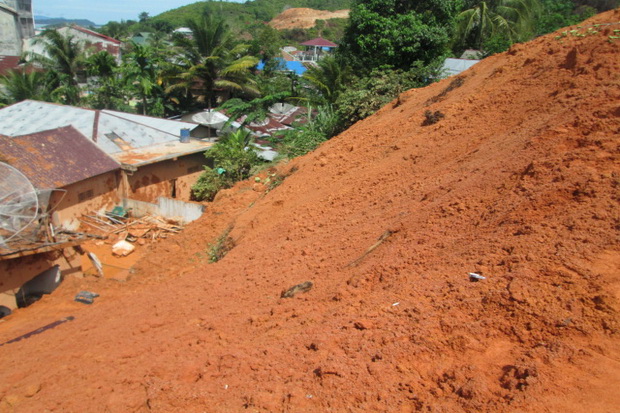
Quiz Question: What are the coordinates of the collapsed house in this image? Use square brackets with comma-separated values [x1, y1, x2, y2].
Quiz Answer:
[0, 100, 214, 221]
[0, 101, 215, 310]
[0, 129, 117, 310]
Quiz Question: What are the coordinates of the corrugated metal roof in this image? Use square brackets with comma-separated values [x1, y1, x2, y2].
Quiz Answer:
[0, 126, 119, 189]
[0, 100, 205, 160]
[440, 58, 480, 78]
[114, 139, 213, 167]
[0, 100, 96, 137]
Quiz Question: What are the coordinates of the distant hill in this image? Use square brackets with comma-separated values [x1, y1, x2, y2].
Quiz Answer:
[35, 16, 97, 28]
[152, 0, 351, 29]
[269, 7, 349, 29]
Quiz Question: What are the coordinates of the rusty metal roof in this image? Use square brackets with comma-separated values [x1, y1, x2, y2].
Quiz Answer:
[0, 126, 119, 189]
[0, 55, 21, 75]
[0, 100, 208, 163]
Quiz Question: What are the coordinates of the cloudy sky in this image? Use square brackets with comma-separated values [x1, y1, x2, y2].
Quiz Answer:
[35, 0, 246, 25]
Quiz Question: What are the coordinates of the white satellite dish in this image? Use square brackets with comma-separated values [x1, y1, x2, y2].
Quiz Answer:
[0, 162, 39, 247]
[270, 103, 296, 115]
[191, 110, 230, 129]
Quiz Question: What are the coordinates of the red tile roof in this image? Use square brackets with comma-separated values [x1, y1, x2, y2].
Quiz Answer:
[300, 38, 337, 47]
[0, 126, 119, 189]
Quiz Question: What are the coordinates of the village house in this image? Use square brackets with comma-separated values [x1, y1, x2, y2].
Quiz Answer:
[0, 101, 214, 215]
[0, 103, 217, 311]
[0, 126, 120, 310]
[25, 24, 122, 62]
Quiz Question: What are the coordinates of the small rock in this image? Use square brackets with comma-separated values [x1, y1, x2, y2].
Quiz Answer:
[23, 383, 41, 398]
[281, 281, 313, 298]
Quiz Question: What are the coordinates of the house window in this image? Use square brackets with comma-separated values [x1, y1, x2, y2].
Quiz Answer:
[187, 165, 201, 174]
[78, 189, 94, 202]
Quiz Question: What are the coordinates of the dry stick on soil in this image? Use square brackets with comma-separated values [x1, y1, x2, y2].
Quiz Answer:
[345, 229, 397, 268]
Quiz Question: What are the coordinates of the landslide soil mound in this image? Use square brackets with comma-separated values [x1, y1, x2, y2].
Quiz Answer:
[269, 7, 349, 30]
[1, 10, 619, 413]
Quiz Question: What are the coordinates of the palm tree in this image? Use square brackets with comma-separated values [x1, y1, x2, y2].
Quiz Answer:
[218, 91, 291, 128]
[85, 51, 128, 110]
[302, 56, 352, 105]
[170, 14, 259, 109]
[123, 43, 164, 115]
[454, 0, 541, 50]
[28, 30, 88, 105]
[0, 70, 51, 106]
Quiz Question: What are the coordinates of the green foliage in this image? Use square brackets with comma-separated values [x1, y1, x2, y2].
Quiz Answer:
[207, 226, 235, 263]
[453, 0, 542, 53]
[191, 167, 226, 201]
[123, 43, 165, 115]
[338, 0, 458, 73]
[335, 66, 436, 129]
[169, 14, 259, 108]
[28, 30, 89, 105]
[219, 92, 292, 128]
[0, 70, 52, 105]
[280, 17, 348, 44]
[192, 129, 264, 201]
[153, 0, 351, 32]
[279, 105, 340, 158]
[302, 56, 352, 105]
[535, 0, 597, 36]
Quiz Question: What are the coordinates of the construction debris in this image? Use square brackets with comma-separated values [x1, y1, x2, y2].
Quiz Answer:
[112, 240, 135, 257]
[78, 213, 184, 242]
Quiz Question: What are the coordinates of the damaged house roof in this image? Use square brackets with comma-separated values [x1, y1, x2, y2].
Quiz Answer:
[0, 126, 119, 189]
[0, 100, 213, 167]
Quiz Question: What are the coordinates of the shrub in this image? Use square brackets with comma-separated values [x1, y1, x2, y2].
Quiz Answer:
[191, 168, 225, 202]
[191, 129, 264, 201]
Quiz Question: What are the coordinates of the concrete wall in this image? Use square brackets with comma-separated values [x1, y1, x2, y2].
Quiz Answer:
[0, 6, 20, 55]
[123, 196, 205, 223]
[0, 247, 82, 309]
[125, 153, 209, 203]
[50, 170, 121, 231]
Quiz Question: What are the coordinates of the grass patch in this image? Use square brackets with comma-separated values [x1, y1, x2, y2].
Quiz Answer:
[207, 226, 235, 263]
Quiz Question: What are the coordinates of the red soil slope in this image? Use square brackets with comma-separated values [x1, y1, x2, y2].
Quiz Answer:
[269, 7, 349, 30]
[1, 10, 619, 413]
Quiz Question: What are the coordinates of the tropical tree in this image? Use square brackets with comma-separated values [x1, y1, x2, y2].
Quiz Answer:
[218, 91, 291, 128]
[99, 20, 134, 40]
[302, 56, 352, 105]
[28, 30, 89, 105]
[123, 43, 165, 115]
[454, 0, 541, 52]
[0, 70, 51, 106]
[338, 0, 459, 73]
[84, 51, 129, 110]
[170, 14, 260, 108]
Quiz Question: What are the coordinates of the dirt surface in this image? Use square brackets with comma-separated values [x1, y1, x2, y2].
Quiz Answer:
[269, 8, 349, 30]
[1, 10, 620, 413]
